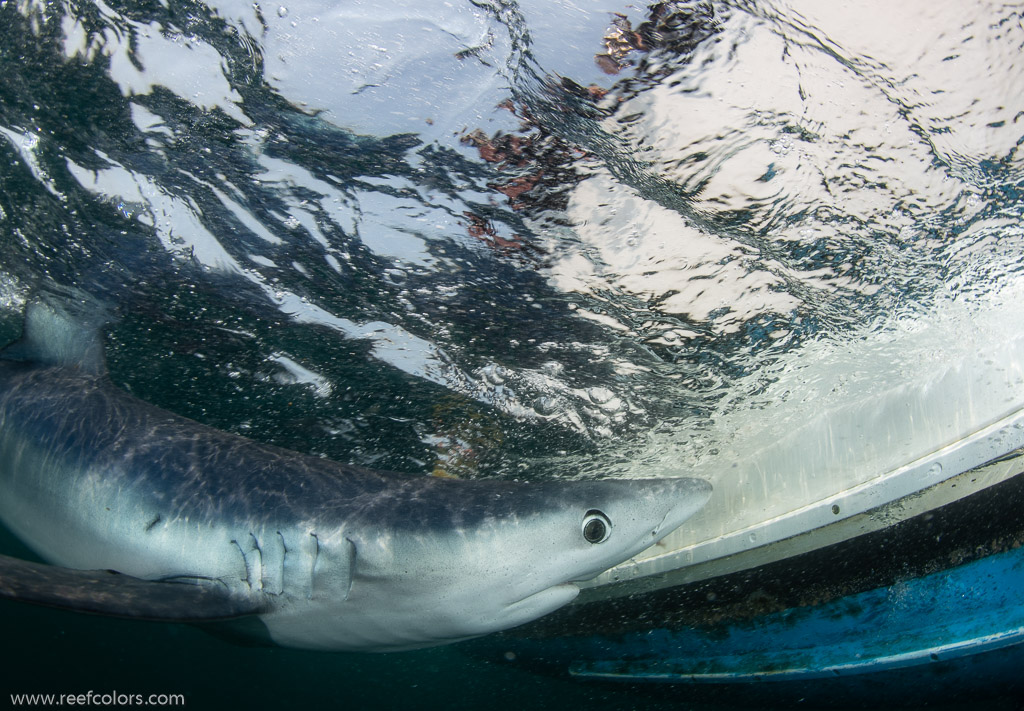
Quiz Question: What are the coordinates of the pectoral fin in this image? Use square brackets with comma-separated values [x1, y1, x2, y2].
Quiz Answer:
[0, 553, 263, 621]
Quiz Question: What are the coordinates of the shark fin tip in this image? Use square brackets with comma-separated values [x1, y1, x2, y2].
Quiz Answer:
[2, 291, 111, 374]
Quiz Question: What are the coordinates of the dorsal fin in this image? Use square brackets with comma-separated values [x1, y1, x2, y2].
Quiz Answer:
[1, 296, 109, 374]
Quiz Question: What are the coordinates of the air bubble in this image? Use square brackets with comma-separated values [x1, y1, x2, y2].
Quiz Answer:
[482, 364, 507, 385]
[540, 361, 563, 376]
[535, 396, 559, 416]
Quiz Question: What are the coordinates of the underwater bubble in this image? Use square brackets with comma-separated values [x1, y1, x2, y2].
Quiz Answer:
[534, 396, 560, 416]
[540, 361, 564, 376]
[481, 364, 508, 385]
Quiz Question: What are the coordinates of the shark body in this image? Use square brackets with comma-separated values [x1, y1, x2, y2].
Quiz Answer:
[0, 301, 710, 651]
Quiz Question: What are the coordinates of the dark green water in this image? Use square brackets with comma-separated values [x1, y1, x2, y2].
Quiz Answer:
[1, 0, 1023, 708]
[0, 596, 654, 710]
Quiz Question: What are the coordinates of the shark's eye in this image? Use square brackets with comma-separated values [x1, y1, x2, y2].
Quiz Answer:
[582, 510, 612, 544]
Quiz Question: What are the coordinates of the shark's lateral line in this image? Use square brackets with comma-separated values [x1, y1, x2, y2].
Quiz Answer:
[0, 300, 711, 651]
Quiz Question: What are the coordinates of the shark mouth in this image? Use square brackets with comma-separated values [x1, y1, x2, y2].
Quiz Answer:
[500, 583, 581, 630]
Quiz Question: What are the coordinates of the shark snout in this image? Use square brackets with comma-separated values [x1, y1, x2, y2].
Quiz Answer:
[555, 476, 713, 584]
[647, 476, 713, 537]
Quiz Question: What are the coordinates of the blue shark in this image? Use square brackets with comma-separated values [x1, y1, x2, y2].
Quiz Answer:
[0, 299, 710, 651]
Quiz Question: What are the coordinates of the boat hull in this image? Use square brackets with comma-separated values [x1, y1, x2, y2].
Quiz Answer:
[468, 457, 1024, 706]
